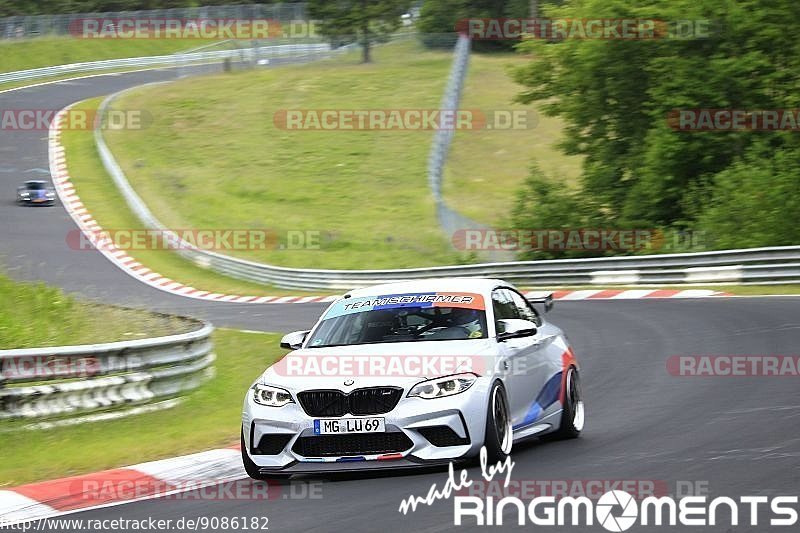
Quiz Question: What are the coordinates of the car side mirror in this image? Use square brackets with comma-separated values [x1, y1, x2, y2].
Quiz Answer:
[496, 319, 537, 341]
[280, 330, 309, 350]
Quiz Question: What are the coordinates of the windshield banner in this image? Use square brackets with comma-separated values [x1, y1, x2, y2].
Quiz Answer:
[323, 292, 485, 319]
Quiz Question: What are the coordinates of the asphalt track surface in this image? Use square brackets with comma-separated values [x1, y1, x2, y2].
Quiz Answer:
[2, 67, 799, 532]
[0, 63, 323, 332]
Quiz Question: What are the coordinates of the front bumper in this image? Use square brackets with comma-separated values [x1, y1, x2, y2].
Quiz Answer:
[242, 380, 492, 473]
[257, 456, 456, 475]
[18, 198, 54, 206]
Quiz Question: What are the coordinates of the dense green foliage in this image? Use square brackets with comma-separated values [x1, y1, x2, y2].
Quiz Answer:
[511, 0, 800, 257]
[307, 0, 409, 62]
[416, 0, 538, 49]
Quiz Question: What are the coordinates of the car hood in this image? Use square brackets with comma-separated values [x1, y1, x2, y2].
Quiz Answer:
[259, 339, 498, 391]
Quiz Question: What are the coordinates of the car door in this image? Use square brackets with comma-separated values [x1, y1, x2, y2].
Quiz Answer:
[492, 288, 548, 427]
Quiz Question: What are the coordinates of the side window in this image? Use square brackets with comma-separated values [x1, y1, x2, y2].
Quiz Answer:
[508, 289, 541, 326]
[492, 289, 519, 333]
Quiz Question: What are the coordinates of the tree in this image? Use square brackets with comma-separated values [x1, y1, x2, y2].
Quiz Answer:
[416, 0, 542, 50]
[692, 143, 800, 249]
[307, 0, 410, 63]
[510, 164, 605, 259]
[512, 0, 800, 250]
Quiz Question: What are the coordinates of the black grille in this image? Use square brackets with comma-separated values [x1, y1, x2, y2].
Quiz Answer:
[417, 426, 470, 447]
[297, 387, 402, 417]
[252, 433, 293, 455]
[292, 432, 413, 457]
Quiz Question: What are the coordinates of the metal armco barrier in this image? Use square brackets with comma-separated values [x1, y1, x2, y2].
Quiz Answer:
[0, 42, 332, 86]
[425, 35, 511, 259]
[84, 38, 800, 290]
[182, 245, 800, 289]
[0, 320, 214, 421]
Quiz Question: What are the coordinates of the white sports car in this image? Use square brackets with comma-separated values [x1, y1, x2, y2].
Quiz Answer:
[241, 278, 584, 478]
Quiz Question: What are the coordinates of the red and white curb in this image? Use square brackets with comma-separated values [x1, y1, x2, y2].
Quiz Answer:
[523, 289, 728, 299]
[48, 107, 337, 305]
[0, 445, 245, 525]
[48, 108, 729, 304]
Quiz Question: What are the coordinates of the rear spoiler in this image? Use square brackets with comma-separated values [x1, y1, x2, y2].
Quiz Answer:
[526, 292, 554, 313]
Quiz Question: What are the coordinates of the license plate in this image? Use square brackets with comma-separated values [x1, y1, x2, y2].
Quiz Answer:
[314, 417, 385, 435]
[33, 199, 45, 203]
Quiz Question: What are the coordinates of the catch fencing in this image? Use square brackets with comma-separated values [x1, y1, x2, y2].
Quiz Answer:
[0, 3, 307, 39]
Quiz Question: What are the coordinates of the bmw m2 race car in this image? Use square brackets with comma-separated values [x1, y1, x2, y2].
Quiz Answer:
[241, 278, 584, 478]
[16, 180, 55, 206]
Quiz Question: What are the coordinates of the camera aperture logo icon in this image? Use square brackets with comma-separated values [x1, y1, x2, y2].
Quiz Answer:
[596, 490, 638, 532]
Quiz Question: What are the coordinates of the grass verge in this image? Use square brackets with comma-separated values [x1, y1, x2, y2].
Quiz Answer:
[63, 114, 800, 299]
[0, 37, 222, 74]
[102, 40, 467, 269]
[0, 272, 191, 349]
[62, 103, 333, 297]
[0, 328, 282, 486]
[443, 52, 583, 226]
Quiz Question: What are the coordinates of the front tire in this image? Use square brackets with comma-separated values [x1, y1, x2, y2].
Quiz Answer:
[241, 430, 265, 480]
[241, 429, 291, 480]
[483, 381, 513, 463]
[552, 367, 584, 439]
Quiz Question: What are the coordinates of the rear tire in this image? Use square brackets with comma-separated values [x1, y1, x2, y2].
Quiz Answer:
[552, 367, 584, 439]
[483, 381, 513, 463]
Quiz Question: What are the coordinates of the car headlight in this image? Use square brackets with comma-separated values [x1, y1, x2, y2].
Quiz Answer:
[407, 373, 478, 399]
[46, 191, 55, 198]
[19, 192, 30, 198]
[252, 383, 294, 407]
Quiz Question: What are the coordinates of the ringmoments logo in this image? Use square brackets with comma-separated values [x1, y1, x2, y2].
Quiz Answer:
[398, 450, 799, 529]
[453, 490, 799, 528]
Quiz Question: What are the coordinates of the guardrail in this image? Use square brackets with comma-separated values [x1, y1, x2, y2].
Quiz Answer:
[185, 245, 800, 289]
[86, 39, 800, 290]
[0, 42, 332, 86]
[0, 319, 214, 422]
[425, 34, 516, 261]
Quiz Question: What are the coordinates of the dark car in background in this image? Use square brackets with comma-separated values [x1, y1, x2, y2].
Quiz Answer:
[16, 180, 56, 206]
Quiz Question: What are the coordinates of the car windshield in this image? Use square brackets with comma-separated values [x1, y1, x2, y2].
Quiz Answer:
[26, 182, 46, 190]
[306, 292, 488, 347]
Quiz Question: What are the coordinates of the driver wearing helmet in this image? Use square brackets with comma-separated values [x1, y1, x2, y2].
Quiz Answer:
[446, 307, 483, 338]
